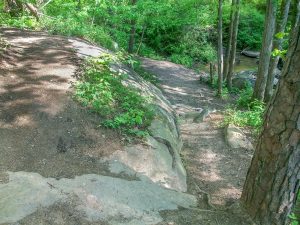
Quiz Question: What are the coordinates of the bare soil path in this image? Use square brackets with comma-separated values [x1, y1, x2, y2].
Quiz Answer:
[0, 28, 123, 179]
[142, 58, 254, 224]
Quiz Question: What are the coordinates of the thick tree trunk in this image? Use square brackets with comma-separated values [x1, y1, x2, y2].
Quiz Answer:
[217, 0, 223, 97]
[264, 0, 291, 103]
[128, 0, 137, 54]
[227, 0, 240, 91]
[252, 0, 277, 101]
[241, 10, 300, 224]
[223, 0, 236, 81]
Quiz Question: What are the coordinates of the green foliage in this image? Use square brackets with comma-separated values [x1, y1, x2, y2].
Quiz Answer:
[0, 13, 38, 28]
[290, 191, 300, 225]
[170, 54, 193, 68]
[224, 87, 265, 131]
[237, 4, 264, 49]
[74, 54, 154, 137]
[290, 214, 299, 225]
[0, 0, 265, 68]
[40, 15, 113, 49]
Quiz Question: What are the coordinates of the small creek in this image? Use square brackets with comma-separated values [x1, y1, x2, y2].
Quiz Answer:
[234, 54, 258, 72]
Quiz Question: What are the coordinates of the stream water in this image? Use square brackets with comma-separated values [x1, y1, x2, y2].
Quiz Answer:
[200, 53, 258, 74]
[234, 54, 258, 72]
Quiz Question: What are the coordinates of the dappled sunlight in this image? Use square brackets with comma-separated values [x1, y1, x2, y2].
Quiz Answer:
[0, 29, 123, 181]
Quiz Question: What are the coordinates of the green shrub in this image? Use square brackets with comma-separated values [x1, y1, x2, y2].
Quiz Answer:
[74, 54, 154, 137]
[236, 86, 253, 108]
[224, 87, 265, 132]
[237, 4, 264, 49]
[0, 13, 38, 29]
[40, 16, 113, 49]
[170, 54, 193, 68]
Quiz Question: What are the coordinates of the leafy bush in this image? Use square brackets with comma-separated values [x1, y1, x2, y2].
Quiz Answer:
[236, 86, 253, 107]
[237, 4, 264, 49]
[170, 54, 193, 68]
[224, 87, 265, 131]
[74, 54, 154, 137]
[40, 16, 113, 49]
[0, 13, 38, 28]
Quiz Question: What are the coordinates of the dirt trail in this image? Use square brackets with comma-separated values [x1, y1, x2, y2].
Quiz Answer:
[142, 58, 254, 223]
[0, 29, 123, 179]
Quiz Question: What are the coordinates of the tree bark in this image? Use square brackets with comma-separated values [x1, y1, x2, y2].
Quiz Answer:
[291, 0, 300, 28]
[241, 9, 300, 224]
[210, 62, 214, 85]
[217, 0, 223, 97]
[227, 0, 240, 91]
[252, 0, 277, 101]
[128, 0, 137, 54]
[223, 0, 236, 81]
[264, 0, 291, 103]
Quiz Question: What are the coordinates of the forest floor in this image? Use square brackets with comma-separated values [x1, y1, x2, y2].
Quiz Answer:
[0, 28, 253, 225]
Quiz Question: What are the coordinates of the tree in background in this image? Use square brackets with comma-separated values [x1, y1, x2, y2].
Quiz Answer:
[241, 4, 300, 224]
[217, 0, 223, 97]
[264, 0, 291, 103]
[226, 0, 240, 91]
[223, 0, 236, 82]
[128, 0, 137, 54]
[252, 0, 277, 101]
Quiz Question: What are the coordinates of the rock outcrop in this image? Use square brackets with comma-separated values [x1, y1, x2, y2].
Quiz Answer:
[70, 39, 187, 192]
[225, 124, 254, 151]
[232, 69, 280, 90]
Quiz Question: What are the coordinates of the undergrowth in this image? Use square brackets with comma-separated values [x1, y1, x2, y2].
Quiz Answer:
[290, 191, 300, 225]
[74, 53, 154, 137]
[223, 86, 265, 133]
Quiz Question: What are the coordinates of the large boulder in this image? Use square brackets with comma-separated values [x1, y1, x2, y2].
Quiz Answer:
[69, 39, 187, 192]
[232, 69, 280, 90]
[225, 124, 254, 151]
[0, 171, 197, 225]
[232, 70, 257, 89]
[241, 50, 260, 58]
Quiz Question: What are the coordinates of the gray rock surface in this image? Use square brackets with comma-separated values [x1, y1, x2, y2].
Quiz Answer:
[225, 124, 254, 151]
[232, 70, 280, 90]
[0, 171, 197, 225]
[69, 38, 187, 192]
[241, 50, 260, 58]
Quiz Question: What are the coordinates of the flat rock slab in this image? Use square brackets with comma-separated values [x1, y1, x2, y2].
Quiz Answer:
[225, 124, 254, 151]
[0, 171, 197, 225]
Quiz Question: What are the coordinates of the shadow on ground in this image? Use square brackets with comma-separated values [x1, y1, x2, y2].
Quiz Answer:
[0, 28, 123, 179]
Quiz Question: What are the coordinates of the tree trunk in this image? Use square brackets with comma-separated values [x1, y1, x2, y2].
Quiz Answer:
[241, 8, 300, 224]
[264, 0, 291, 103]
[291, 0, 300, 28]
[128, 0, 137, 54]
[136, 25, 146, 55]
[223, 0, 236, 81]
[252, 0, 277, 101]
[217, 0, 223, 97]
[24, 3, 39, 21]
[210, 63, 214, 85]
[227, 0, 240, 91]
